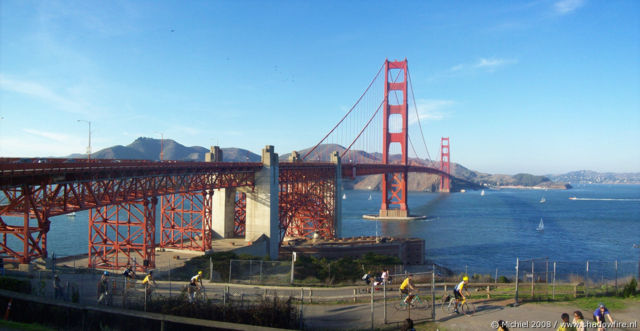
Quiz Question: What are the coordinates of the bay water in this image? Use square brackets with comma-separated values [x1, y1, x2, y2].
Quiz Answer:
[34, 184, 640, 275]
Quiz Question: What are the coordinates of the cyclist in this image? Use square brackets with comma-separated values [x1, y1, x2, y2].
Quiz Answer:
[453, 276, 469, 314]
[122, 263, 135, 279]
[593, 303, 614, 331]
[142, 270, 157, 299]
[97, 271, 109, 304]
[399, 274, 416, 305]
[189, 270, 204, 302]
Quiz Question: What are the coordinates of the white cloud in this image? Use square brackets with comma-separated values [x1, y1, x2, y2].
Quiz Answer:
[23, 128, 72, 142]
[0, 75, 91, 115]
[449, 57, 518, 74]
[409, 99, 455, 125]
[553, 0, 585, 15]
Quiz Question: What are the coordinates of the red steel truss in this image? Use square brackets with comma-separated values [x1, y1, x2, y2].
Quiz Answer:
[279, 164, 337, 241]
[380, 59, 409, 217]
[0, 160, 258, 264]
[160, 191, 212, 252]
[233, 192, 246, 237]
[89, 198, 157, 271]
[440, 137, 451, 192]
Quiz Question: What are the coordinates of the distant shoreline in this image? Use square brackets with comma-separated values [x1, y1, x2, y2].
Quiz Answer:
[494, 184, 569, 190]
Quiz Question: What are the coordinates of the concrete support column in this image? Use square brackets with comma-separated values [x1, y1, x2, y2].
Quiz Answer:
[212, 188, 236, 239]
[245, 145, 280, 260]
[331, 151, 342, 238]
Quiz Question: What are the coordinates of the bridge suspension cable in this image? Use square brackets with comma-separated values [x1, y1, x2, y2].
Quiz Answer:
[407, 68, 432, 161]
[302, 62, 385, 161]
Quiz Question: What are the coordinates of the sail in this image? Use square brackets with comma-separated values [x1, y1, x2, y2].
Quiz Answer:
[537, 218, 544, 231]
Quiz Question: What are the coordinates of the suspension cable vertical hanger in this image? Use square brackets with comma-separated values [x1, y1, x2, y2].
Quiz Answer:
[380, 59, 409, 217]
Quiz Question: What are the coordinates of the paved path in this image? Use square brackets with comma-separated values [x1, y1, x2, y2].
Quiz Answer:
[302, 299, 640, 330]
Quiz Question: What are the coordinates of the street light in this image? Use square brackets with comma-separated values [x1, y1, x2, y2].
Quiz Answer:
[77, 120, 91, 159]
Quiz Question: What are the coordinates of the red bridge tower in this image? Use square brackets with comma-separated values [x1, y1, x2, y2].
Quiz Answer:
[379, 59, 409, 217]
[440, 137, 451, 192]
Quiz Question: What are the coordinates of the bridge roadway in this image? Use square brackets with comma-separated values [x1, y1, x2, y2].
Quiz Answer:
[0, 158, 451, 216]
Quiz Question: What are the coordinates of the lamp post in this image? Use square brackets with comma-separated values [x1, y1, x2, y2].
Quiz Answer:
[155, 132, 164, 161]
[77, 120, 91, 159]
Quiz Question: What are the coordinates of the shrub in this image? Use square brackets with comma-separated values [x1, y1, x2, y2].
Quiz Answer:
[621, 278, 637, 298]
[0, 276, 31, 294]
[498, 276, 510, 283]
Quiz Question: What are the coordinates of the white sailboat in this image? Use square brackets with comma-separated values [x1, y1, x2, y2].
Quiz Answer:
[540, 197, 546, 203]
[536, 218, 544, 231]
[481, 190, 485, 196]
[68, 212, 76, 217]
[342, 193, 347, 200]
[368, 194, 372, 200]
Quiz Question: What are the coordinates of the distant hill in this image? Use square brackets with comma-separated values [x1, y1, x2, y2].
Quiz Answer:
[70, 137, 572, 191]
[69, 137, 260, 162]
[547, 170, 640, 184]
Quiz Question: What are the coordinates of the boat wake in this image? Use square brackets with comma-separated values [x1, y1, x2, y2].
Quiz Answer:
[569, 197, 640, 201]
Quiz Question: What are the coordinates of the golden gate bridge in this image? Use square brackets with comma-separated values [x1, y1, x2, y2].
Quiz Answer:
[0, 59, 467, 271]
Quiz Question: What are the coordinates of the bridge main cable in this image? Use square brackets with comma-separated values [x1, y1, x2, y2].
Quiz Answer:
[302, 62, 385, 161]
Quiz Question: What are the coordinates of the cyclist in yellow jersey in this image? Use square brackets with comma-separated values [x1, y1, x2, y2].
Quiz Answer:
[142, 270, 157, 298]
[453, 276, 469, 314]
[189, 271, 203, 302]
[399, 274, 416, 304]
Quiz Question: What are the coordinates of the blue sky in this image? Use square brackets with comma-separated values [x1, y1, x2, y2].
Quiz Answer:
[1, 0, 638, 175]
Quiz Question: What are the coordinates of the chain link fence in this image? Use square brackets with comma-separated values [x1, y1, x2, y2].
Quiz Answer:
[228, 259, 292, 285]
[514, 258, 639, 302]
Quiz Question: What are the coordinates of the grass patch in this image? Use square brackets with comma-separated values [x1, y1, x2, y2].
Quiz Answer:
[563, 296, 639, 311]
[0, 320, 55, 331]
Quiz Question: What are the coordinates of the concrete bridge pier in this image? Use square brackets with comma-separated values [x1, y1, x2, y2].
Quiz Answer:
[206, 146, 237, 239]
[211, 188, 236, 239]
[244, 146, 280, 260]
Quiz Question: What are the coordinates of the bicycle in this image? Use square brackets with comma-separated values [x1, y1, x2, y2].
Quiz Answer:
[394, 293, 431, 311]
[441, 293, 475, 315]
[193, 286, 208, 303]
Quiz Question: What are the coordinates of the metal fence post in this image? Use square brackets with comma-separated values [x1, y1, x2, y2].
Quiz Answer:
[290, 252, 296, 285]
[615, 260, 618, 294]
[383, 278, 387, 324]
[300, 287, 304, 330]
[514, 258, 520, 306]
[228, 260, 233, 284]
[545, 259, 549, 297]
[531, 260, 535, 299]
[586, 260, 589, 297]
[431, 265, 436, 321]
[370, 281, 374, 330]
[209, 257, 213, 283]
[495, 268, 498, 284]
[260, 260, 263, 284]
[552, 262, 556, 300]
